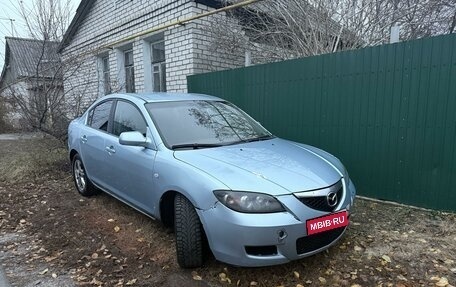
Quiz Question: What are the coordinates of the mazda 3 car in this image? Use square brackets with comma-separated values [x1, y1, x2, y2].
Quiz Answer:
[68, 92, 356, 268]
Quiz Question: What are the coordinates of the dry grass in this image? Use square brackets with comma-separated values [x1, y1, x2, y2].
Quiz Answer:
[0, 137, 68, 184]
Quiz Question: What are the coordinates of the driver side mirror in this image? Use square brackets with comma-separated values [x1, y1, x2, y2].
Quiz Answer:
[119, 131, 150, 148]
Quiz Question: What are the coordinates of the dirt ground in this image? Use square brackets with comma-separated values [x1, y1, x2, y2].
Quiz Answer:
[0, 136, 455, 287]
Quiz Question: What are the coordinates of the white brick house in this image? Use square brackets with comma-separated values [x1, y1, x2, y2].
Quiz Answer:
[59, 0, 247, 113]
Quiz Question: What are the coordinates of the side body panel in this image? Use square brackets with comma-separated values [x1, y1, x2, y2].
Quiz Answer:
[103, 132, 158, 215]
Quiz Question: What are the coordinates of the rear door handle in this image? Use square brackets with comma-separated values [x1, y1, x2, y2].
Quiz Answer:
[105, 146, 116, 154]
[81, 135, 87, 143]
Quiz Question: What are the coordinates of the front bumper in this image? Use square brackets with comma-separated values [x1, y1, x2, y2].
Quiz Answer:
[197, 179, 356, 267]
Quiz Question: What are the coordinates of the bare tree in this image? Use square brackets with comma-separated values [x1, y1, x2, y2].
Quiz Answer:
[2, 45, 93, 139]
[18, 0, 73, 41]
[0, 0, 97, 140]
[208, 0, 456, 63]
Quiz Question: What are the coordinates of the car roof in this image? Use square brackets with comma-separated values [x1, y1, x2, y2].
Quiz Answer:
[110, 92, 223, 103]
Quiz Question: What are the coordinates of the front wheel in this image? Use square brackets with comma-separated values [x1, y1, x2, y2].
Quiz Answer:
[174, 194, 204, 268]
[72, 154, 97, 196]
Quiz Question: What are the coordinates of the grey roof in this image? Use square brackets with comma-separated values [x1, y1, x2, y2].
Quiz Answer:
[4, 37, 60, 78]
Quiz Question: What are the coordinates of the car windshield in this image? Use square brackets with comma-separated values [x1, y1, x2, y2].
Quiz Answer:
[145, 100, 273, 149]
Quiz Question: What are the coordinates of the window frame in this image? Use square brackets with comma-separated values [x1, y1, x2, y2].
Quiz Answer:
[150, 39, 166, 92]
[86, 100, 115, 134]
[86, 99, 150, 137]
[124, 49, 135, 93]
[112, 99, 149, 137]
[102, 55, 111, 95]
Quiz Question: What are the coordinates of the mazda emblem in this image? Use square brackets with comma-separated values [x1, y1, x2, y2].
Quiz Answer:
[327, 191, 338, 207]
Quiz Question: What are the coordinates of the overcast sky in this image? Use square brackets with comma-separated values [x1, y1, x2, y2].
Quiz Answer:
[0, 0, 80, 70]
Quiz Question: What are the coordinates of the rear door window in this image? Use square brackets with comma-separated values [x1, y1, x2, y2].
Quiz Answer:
[89, 100, 113, 132]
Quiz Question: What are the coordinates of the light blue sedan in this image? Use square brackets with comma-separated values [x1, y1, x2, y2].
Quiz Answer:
[68, 93, 356, 268]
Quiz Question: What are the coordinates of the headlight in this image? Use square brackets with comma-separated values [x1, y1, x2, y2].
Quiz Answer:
[213, 190, 285, 213]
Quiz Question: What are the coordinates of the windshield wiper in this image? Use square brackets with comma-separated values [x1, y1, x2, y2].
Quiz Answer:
[242, 134, 275, 143]
[172, 143, 224, 150]
[225, 134, 275, 146]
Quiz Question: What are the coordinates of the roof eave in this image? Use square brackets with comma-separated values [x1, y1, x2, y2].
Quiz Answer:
[58, 0, 95, 53]
[58, 0, 226, 53]
[194, 0, 225, 9]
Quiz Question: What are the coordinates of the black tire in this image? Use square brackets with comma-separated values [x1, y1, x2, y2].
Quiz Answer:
[71, 154, 98, 196]
[174, 194, 204, 268]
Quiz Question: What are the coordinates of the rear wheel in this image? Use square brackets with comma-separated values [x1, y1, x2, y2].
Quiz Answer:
[72, 154, 97, 196]
[174, 194, 204, 268]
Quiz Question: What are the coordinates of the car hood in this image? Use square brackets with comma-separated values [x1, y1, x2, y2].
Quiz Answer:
[174, 138, 342, 195]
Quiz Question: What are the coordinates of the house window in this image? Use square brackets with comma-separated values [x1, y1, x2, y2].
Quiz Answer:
[124, 49, 135, 93]
[151, 40, 166, 92]
[102, 56, 111, 94]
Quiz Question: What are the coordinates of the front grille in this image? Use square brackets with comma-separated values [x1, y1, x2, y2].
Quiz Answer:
[298, 187, 343, 212]
[295, 181, 344, 212]
[296, 227, 345, 254]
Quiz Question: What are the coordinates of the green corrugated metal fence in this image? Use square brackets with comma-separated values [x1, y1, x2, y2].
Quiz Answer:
[188, 34, 456, 212]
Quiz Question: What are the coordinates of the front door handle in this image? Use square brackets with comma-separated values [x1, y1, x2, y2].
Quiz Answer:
[81, 135, 87, 143]
[105, 146, 116, 154]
